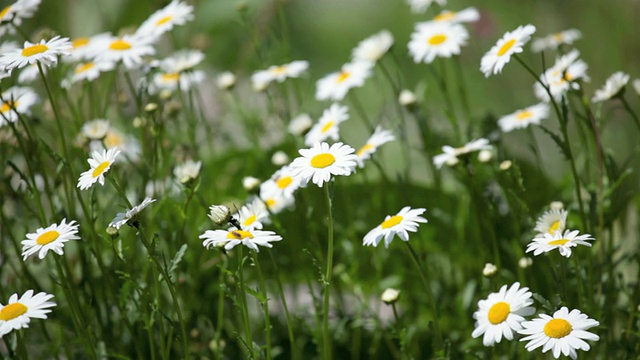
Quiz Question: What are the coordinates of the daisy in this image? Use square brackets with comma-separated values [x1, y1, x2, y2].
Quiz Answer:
[159, 49, 205, 73]
[0, 87, 39, 126]
[406, 0, 446, 14]
[0, 36, 72, 71]
[592, 71, 629, 103]
[363, 207, 428, 248]
[216, 71, 236, 90]
[351, 30, 394, 62]
[260, 165, 303, 199]
[93, 34, 155, 70]
[498, 103, 549, 133]
[290, 142, 357, 187]
[261, 192, 295, 214]
[173, 159, 201, 184]
[251, 60, 309, 89]
[519, 307, 599, 359]
[534, 208, 567, 236]
[21, 219, 80, 260]
[81, 119, 110, 141]
[433, 138, 493, 169]
[135, 0, 194, 41]
[70, 60, 114, 83]
[66, 33, 112, 62]
[315, 61, 373, 101]
[108, 197, 157, 229]
[0, 290, 55, 338]
[356, 125, 395, 168]
[531, 29, 582, 53]
[471, 282, 535, 346]
[526, 229, 595, 258]
[199, 228, 282, 252]
[150, 70, 204, 93]
[103, 128, 141, 162]
[480, 24, 536, 77]
[233, 199, 270, 230]
[534, 50, 589, 102]
[408, 22, 468, 64]
[0, 0, 41, 37]
[288, 113, 313, 136]
[77, 147, 120, 190]
[304, 103, 350, 146]
[431, 7, 479, 24]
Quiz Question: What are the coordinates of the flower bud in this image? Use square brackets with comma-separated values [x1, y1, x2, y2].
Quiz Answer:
[381, 288, 400, 304]
[482, 263, 497, 277]
[208, 205, 231, 226]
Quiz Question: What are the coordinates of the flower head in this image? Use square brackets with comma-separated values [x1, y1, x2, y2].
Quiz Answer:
[77, 147, 120, 190]
[70, 60, 114, 83]
[290, 142, 357, 187]
[81, 119, 111, 140]
[534, 50, 589, 102]
[409, 21, 468, 64]
[233, 199, 270, 231]
[208, 205, 231, 226]
[200, 228, 282, 252]
[315, 61, 373, 101]
[526, 229, 595, 258]
[160, 49, 205, 73]
[174, 159, 201, 184]
[251, 60, 308, 89]
[363, 207, 428, 248]
[108, 197, 156, 230]
[534, 209, 567, 236]
[498, 103, 549, 133]
[135, 0, 194, 41]
[0, 87, 39, 126]
[381, 288, 400, 304]
[592, 71, 629, 103]
[356, 125, 395, 168]
[352, 30, 394, 62]
[433, 138, 493, 168]
[480, 24, 536, 77]
[531, 29, 582, 53]
[288, 113, 313, 136]
[304, 103, 350, 146]
[93, 34, 155, 69]
[430, 7, 479, 24]
[0, 290, 55, 338]
[406, 0, 446, 14]
[0, 0, 41, 37]
[21, 219, 80, 260]
[216, 71, 236, 90]
[260, 165, 302, 200]
[0, 36, 72, 71]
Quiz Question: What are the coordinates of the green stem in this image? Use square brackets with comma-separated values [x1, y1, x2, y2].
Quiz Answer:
[268, 251, 297, 358]
[349, 92, 374, 132]
[322, 184, 335, 359]
[253, 252, 272, 360]
[236, 245, 255, 358]
[620, 95, 640, 132]
[214, 254, 228, 360]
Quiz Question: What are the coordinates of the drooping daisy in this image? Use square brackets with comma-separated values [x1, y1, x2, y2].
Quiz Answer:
[108, 197, 157, 230]
[77, 147, 120, 190]
[519, 307, 599, 359]
[471, 282, 535, 346]
[21, 219, 80, 260]
[351, 30, 394, 62]
[0, 0, 41, 37]
[433, 138, 493, 169]
[534, 208, 567, 236]
[304, 103, 350, 146]
[0, 290, 55, 338]
[81, 119, 110, 141]
[135, 0, 194, 41]
[591, 71, 629, 103]
[233, 199, 270, 231]
[70, 60, 115, 83]
[498, 103, 549, 133]
[290, 142, 357, 187]
[533, 50, 589, 102]
[260, 165, 302, 199]
[480, 24, 536, 77]
[406, 0, 446, 14]
[0, 36, 72, 71]
[93, 34, 155, 69]
[251, 60, 309, 89]
[363, 206, 428, 248]
[531, 29, 582, 53]
[431, 7, 479, 24]
[526, 229, 595, 258]
[315, 61, 373, 101]
[200, 228, 282, 252]
[408, 22, 468, 64]
[0, 87, 39, 126]
[173, 159, 201, 184]
[356, 125, 395, 168]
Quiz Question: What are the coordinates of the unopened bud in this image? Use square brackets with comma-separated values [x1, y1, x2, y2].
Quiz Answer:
[381, 288, 400, 304]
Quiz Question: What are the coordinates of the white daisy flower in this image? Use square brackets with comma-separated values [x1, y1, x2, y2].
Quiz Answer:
[534, 208, 568, 236]
[216, 71, 236, 90]
[135, 0, 194, 41]
[408, 21, 468, 64]
[70, 60, 115, 83]
[288, 113, 313, 136]
[81, 119, 110, 140]
[480, 24, 536, 77]
[591, 71, 629, 103]
[363, 206, 428, 248]
[93, 34, 155, 70]
[471, 282, 535, 346]
[534, 50, 589, 102]
[431, 7, 479, 24]
[149, 70, 204, 93]
[103, 128, 141, 162]
[304, 103, 350, 146]
[356, 125, 395, 168]
[526, 229, 595, 258]
[290, 142, 357, 187]
[0, 0, 41, 37]
[173, 159, 201, 184]
[261, 192, 295, 214]
[260, 165, 302, 200]
[406, 0, 446, 14]
[199, 228, 282, 252]
[271, 151, 290, 166]
[67, 33, 112, 62]
[251, 60, 309, 89]
[519, 307, 599, 359]
[498, 103, 549, 133]
[315, 61, 373, 101]
[0, 290, 55, 337]
[531, 29, 582, 53]
[77, 147, 120, 190]
[351, 30, 394, 62]
[21, 219, 80, 260]
[233, 199, 270, 231]
[0, 87, 39, 126]
[108, 197, 157, 230]
[0, 36, 72, 71]
[159, 49, 204, 73]
[433, 138, 493, 169]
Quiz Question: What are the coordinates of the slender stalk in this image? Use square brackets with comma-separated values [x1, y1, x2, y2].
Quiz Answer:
[268, 251, 297, 358]
[253, 252, 272, 360]
[348, 92, 374, 132]
[236, 245, 255, 358]
[619, 95, 640, 132]
[322, 184, 335, 359]
[214, 253, 228, 360]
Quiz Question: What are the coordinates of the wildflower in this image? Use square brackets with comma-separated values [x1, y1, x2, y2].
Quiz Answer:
[0, 36, 72, 71]
[70, 60, 114, 83]
[406, 0, 446, 14]
[534, 50, 589, 102]
[550, 201, 564, 210]
[355, 125, 395, 168]
[363, 207, 428, 248]
[499, 160, 512, 171]
[135, 0, 194, 40]
[290, 142, 357, 187]
[150, 70, 204, 93]
[433, 138, 493, 169]
[409, 22, 468, 64]
[304, 103, 350, 146]
[477, 150, 492, 162]
[94, 34, 155, 69]
[103, 128, 141, 162]
[471, 282, 535, 346]
[271, 151, 289, 166]
[233, 199, 269, 230]
[21, 219, 80, 260]
[173, 159, 201, 184]
[431, 7, 479, 24]
[0, 290, 56, 338]
[482, 263, 497, 277]
[208, 205, 231, 226]
[159, 49, 205, 73]
[518, 257, 533, 269]
[200, 228, 282, 252]
[0, 87, 39, 126]
[77, 147, 120, 190]
[251, 60, 308, 89]
[242, 176, 261, 192]
[288, 113, 313, 136]
[534, 209, 567, 235]
[216, 71, 236, 90]
[108, 197, 156, 229]
[351, 30, 394, 62]
[260, 165, 302, 199]
[519, 307, 599, 359]
[480, 24, 536, 77]
[261, 192, 295, 214]
[381, 288, 400, 304]
[531, 29, 582, 53]
[67, 33, 112, 62]
[399, 89, 417, 106]
[526, 229, 595, 258]
[498, 103, 549, 133]
[592, 71, 629, 103]
[316, 61, 373, 101]
[0, 0, 41, 37]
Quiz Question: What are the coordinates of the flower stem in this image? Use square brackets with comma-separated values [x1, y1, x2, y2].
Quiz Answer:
[620, 95, 640, 132]
[268, 250, 297, 358]
[236, 245, 255, 358]
[322, 184, 335, 359]
[252, 252, 272, 360]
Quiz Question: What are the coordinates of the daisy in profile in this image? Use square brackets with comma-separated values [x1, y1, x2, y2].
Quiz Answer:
[81, 119, 110, 142]
[261, 192, 295, 214]
[251, 60, 309, 89]
[66, 33, 112, 62]
[173, 159, 201, 184]
[200, 227, 282, 252]
[531, 29, 582, 53]
[406, 0, 446, 14]
[431, 7, 479, 24]
[534, 208, 567, 236]
[533, 50, 589, 102]
[0, 290, 56, 337]
[150, 70, 204, 94]
[498, 103, 549, 133]
[103, 128, 141, 162]
[316, 61, 373, 101]
[519, 307, 599, 359]
[21, 219, 80, 260]
[77, 147, 120, 190]
[0, 36, 72, 71]
[409, 22, 468, 64]
[471, 282, 535, 346]
[70, 60, 114, 83]
[233, 199, 270, 231]
[290, 142, 357, 187]
[0, 87, 39, 126]
[592, 71, 629, 103]
[260, 165, 302, 199]
[93, 34, 155, 69]
[433, 138, 493, 168]
[355, 126, 395, 168]
[160, 49, 204, 72]
[0, 0, 41, 37]
[480, 24, 536, 77]
[108, 197, 157, 230]
[135, 0, 194, 41]
[526, 229, 594, 258]
[363, 207, 428, 248]
[351, 30, 394, 63]
[304, 103, 350, 146]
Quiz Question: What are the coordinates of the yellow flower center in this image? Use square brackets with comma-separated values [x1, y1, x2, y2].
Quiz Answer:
[516, 110, 532, 121]
[73, 37, 90, 48]
[428, 34, 447, 45]
[36, 230, 60, 245]
[276, 176, 293, 189]
[548, 238, 569, 246]
[75, 62, 95, 74]
[321, 121, 335, 133]
[109, 39, 131, 51]
[272, 66, 287, 74]
[227, 230, 253, 240]
[265, 198, 276, 208]
[0, 6, 11, 20]
[162, 73, 180, 82]
[434, 11, 455, 22]
[357, 144, 373, 156]
[156, 15, 173, 26]
[243, 215, 256, 227]
[0, 303, 28, 321]
[488, 301, 510, 324]
[1, 100, 17, 113]
[497, 39, 516, 57]
[310, 153, 335, 168]
[336, 71, 351, 83]
[22, 44, 48, 57]
[381, 215, 402, 229]
[92, 161, 111, 178]
[548, 220, 561, 234]
[543, 318, 572, 338]
[552, 33, 564, 42]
